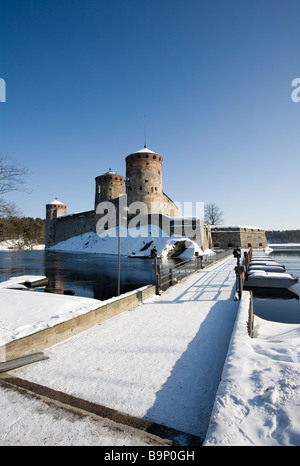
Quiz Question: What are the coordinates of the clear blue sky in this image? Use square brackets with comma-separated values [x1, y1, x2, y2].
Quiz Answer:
[1, 0, 300, 230]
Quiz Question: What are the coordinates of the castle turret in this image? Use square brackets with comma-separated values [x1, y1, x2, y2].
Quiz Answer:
[125, 147, 164, 214]
[95, 169, 125, 209]
[45, 199, 67, 248]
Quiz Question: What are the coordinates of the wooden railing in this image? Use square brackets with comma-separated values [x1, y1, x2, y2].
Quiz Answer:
[153, 249, 233, 294]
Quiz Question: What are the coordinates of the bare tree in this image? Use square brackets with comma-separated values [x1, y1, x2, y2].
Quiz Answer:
[0, 154, 29, 217]
[204, 202, 224, 225]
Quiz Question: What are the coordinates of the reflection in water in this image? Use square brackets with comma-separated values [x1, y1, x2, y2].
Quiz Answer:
[0, 250, 180, 301]
[44, 251, 160, 300]
[252, 287, 299, 301]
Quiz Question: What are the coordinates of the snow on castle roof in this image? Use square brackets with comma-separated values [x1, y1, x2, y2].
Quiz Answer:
[131, 147, 157, 155]
[48, 199, 66, 206]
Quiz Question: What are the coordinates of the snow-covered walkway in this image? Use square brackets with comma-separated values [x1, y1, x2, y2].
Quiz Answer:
[0, 256, 239, 445]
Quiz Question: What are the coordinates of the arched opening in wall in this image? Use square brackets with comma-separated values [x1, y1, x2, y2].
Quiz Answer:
[214, 242, 221, 248]
[259, 242, 263, 247]
[248, 243, 252, 247]
[227, 242, 234, 247]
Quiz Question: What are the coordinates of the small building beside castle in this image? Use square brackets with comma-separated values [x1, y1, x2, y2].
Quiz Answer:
[211, 225, 268, 249]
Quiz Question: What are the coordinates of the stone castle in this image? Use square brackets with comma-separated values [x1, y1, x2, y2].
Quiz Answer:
[45, 146, 268, 252]
[46, 146, 211, 250]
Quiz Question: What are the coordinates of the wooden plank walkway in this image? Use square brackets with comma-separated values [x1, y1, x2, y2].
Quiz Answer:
[0, 352, 49, 373]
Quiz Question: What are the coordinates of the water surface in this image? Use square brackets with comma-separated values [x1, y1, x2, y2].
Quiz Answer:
[252, 248, 300, 324]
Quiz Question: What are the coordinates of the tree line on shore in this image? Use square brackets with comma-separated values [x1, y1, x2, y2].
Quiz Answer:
[265, 229, 300, 244]
[0, 217, 45, 245]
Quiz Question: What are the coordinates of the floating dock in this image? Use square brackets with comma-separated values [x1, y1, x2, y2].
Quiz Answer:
[244, 250, 298, 289]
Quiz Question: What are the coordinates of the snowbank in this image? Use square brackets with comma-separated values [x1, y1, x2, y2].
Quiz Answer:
[0, 286, 101, 346]
[0, 239, 44, 250]
[49, 225, 208, 259]
[204, 291, 300, 446]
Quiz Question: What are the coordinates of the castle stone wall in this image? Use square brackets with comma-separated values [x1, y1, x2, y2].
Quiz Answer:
[54, 210, 95, 244]
[211, 226, 268, 249]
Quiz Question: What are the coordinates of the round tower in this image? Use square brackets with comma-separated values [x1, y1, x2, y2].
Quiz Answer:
[45, 199, 67, 248]
[125, 147, 164, 214]
[94, 169, 125, 209]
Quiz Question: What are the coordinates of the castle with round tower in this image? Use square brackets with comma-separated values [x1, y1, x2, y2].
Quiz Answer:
[45, 145, 267, 251]
[45, 146, 182, 248]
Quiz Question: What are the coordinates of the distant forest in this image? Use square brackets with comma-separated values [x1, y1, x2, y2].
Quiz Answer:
[265, 230, 300, 244]
[0, 217, 46, 244]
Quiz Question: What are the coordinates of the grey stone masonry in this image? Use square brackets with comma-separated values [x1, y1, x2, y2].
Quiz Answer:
[211, 225, 268, 249]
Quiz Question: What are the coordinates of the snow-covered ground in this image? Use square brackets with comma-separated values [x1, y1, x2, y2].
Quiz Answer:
[0, 276, 101, 346]
[0, 256, 299, 446]
[48, 225, 213, 259]
[0, 239, 44, 250]
[204, 292, 300, 446]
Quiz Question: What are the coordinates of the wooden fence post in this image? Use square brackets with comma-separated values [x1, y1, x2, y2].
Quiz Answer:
[247, 291, 254, 337]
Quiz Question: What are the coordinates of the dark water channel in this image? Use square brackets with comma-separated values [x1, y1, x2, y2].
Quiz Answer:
[0, 250, 166, 301]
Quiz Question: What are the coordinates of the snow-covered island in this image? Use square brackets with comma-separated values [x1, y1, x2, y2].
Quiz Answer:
[48, 224, 213, 259]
